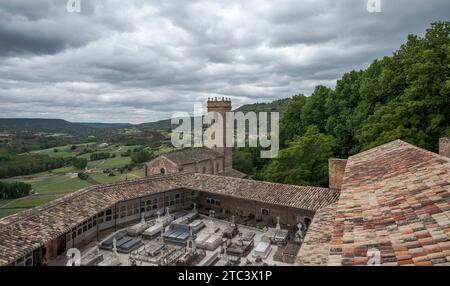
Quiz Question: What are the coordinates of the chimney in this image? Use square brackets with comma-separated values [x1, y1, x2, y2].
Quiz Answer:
[328, 158, 347, 190]
[439, 137, 450, 158]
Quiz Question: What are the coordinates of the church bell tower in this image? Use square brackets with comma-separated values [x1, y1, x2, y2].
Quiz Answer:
[206, 97, 233, 171]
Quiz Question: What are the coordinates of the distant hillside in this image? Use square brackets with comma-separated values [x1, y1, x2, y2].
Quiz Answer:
[234, 98, 291, 113]
[0, 118, 97, 135]
[137, 98, 291, 131]
[78, 122, 133, 129]
[0, 99, 291, 133]
[136, 119, 173, 131]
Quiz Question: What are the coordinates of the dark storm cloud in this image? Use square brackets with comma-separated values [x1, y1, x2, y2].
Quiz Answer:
[0, 0, 132, 56]
[0, 0, 449, 123]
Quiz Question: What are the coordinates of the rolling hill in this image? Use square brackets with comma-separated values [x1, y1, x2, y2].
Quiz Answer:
[0, 118, 97, 135]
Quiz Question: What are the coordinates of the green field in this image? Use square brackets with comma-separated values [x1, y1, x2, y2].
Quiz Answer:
[0, 176, 92, 218]
[128, 167, 144, 177]
[0, 208, 26, 218]
[77, 145, 142, 159]
[3, 195, 62, 209]
[30, 146, 74, 158]
[0, 200, 12, 207]
[88, 167, 144, 184]
[29, 142, 97, 158]
[20, 175, 92, 195]
[153, 144, 178, 155]
[0, 142, 151, 219]
[87, 156, 132, 169]
[50, 165, 79, 174]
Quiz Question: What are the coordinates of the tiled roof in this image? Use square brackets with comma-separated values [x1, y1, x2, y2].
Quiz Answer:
[296, 202, 337, 266]
[163, 147, 223, 165]
[0, 173, 338, 265]
[183, 173, 338, 210]
[218, 168, 248, 179]
[327, 140, 450, 266]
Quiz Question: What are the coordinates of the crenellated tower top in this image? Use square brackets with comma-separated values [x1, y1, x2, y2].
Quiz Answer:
[207, 97, 232, 108]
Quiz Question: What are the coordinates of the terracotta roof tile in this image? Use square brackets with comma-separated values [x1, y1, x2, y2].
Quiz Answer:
[296, 202, 337, 265]
[217, 168, 247, 178]
[327, 140, 450, 266]
[163, 147, 223, 165]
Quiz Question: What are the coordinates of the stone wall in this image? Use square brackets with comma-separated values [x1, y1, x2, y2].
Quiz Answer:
[145, 157, 224, 176]
[195, 192, 314, 227]
[328, 158, 347, 190]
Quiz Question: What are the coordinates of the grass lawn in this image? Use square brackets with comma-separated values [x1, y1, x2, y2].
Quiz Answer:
[0, 175, 92, 218]
[29, 142, 97, 158]
[87, 156, 132, 169]
[0, 194, 64, 218]
[0, 208, 26, 218]
[89, 167, 144, 184]
[21, 175, 92, 195]
[128, 167, 144, 178]
[154, 144, 178, 155]
[30, 146, 74, 158]
[0, 200, 12, 208]
[3, 195, 62, 209]
[50, 165, 79, 174]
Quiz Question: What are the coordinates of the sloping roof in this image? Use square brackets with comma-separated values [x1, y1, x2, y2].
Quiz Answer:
[327, 140, 450, 266]
[180, 173, 338, 210]
[296, 202, 337, 266]
[162, 147, 223, 165]
[218, 168, 248, 179]
[0, 172, 338, 265]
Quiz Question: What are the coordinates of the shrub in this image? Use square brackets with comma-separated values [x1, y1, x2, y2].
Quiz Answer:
[78, 172, 89, 180]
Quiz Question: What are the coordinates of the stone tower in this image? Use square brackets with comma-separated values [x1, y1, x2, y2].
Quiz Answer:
[207, 97, 233, 171]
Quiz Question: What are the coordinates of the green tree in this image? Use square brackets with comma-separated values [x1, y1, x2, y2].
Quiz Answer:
[131, 150, 154, 164]
[72, 158, 87, 170]
[258, 126, 335, 187]
[279, 94, 307, 147]
[357, 21, 450, 151]
[232, 149, 255, 174]
[0, 181, 32, 199]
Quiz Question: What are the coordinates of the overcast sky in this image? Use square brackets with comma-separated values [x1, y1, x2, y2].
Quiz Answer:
[0, 0, 448, 123]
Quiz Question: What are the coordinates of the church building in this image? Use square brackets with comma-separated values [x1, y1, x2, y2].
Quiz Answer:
[144, 97, 247, 179]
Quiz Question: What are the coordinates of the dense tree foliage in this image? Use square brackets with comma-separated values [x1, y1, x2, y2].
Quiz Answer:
[0, 181, 32, 199]
[235, 22, 450, 187]
[0, 154, 67, 179]
[90, 152, 111, 161]
[131, 150, 154, 164]
[72, 158, 87, 170]
[258, 126, 335, 186]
